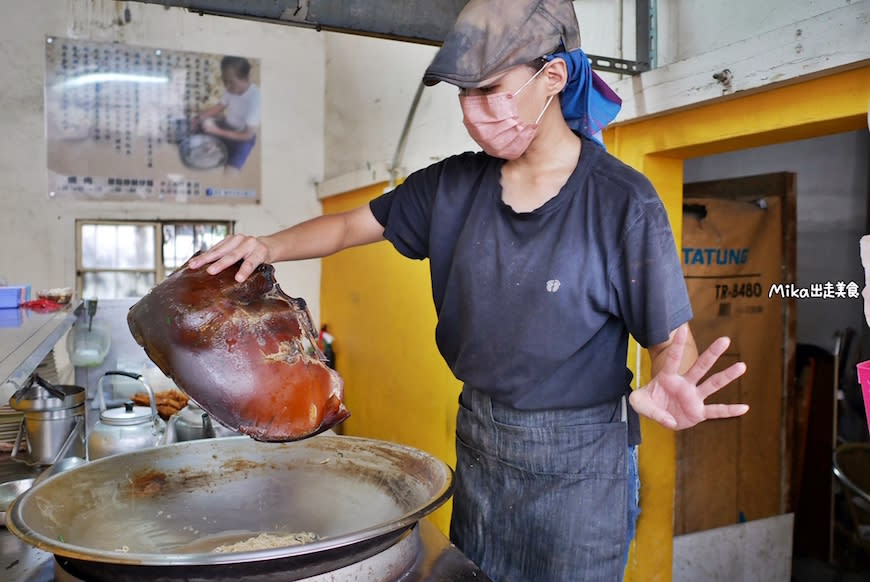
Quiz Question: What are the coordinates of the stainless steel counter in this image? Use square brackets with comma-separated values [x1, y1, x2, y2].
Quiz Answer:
[1, 520, 56, 581]
[1, 303, 81, 581]
[0, 454, 54, 581]
[0, 304, 78, 392]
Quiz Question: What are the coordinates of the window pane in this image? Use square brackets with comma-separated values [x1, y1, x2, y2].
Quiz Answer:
[163, 223, 229, 270]
[82, 271, 155, 300]
[81, 224, 155, 269]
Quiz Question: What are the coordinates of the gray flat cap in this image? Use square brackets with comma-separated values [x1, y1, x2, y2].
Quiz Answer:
[423, 0, 582, 88]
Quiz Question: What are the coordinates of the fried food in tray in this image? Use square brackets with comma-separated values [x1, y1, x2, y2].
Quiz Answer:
[130, 389, 189, 421]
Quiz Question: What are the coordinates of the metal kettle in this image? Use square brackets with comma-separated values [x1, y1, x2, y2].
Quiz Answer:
[87, 371, 167, 461]
[165, 401, 239, 442]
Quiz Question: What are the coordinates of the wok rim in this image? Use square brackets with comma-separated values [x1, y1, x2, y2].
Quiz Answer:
[6, 435, 454, 566]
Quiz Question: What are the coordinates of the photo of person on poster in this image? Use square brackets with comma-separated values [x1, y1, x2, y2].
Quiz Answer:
[192, 56, 260, 172]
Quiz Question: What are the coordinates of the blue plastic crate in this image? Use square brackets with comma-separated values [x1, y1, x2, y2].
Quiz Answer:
[0, 285, 31, 309]
[0, 307, 24, 327]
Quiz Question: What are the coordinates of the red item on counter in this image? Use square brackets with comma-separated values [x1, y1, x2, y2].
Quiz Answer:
[19, 298, 64, 312]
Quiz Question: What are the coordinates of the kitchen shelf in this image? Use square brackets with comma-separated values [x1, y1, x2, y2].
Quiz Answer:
[0, 302, 80, 392]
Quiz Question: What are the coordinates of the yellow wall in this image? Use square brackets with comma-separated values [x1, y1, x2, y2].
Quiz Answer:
[612, 65, 870, 582]
[321, 64, 870, 578]
[320, 185, 462, 534]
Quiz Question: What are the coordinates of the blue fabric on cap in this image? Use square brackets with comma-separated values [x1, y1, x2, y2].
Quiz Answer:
[545, 48, 622, 145]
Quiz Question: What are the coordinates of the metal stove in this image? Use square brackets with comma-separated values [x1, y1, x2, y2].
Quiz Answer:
[3, 519, 488, 582]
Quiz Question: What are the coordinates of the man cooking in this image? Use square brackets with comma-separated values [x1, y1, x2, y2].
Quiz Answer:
[189, 0, 749, 580]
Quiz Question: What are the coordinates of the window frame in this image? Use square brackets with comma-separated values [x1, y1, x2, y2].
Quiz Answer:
[75, 218, 234, 299]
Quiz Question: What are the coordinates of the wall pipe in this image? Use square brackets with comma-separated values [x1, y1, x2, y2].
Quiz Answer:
[388, 81, 425, 189]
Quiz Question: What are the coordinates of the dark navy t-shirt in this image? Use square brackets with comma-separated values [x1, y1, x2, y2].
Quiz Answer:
[369, 137, 693, 444]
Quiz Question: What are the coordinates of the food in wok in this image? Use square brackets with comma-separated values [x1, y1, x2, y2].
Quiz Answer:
[211, 531, 321, 553]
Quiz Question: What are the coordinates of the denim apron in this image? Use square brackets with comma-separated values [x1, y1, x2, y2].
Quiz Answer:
[450, 387, 639, 582]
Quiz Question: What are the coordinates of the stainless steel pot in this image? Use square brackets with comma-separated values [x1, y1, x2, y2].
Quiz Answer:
[7, 434, 453, 581]
[9, 375, 86, 465]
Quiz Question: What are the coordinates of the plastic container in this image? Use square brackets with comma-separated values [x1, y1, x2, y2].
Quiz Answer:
[66, 321, 111, 367]
[37, 287, 73, 304]
[855, 360, 870, 437]
[0, 285, 31, 309]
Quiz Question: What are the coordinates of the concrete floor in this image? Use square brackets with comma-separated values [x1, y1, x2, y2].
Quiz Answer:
[792, 534, 870, 582]
[792, 557, 870, 582]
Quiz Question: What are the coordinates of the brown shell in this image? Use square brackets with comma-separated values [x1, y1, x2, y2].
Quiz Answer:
[127, 256, 348, 441]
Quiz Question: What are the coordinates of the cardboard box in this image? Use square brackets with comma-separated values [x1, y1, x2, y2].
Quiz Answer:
[676, 196, 785, 535]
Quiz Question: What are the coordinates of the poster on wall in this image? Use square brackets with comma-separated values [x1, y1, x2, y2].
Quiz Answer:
[44, 36, 261, 203]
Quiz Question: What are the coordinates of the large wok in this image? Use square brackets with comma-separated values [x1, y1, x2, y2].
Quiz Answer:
[6, 435, 453, 581]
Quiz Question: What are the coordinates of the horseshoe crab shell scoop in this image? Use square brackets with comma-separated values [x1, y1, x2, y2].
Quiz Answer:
[127, 255, 349, 441]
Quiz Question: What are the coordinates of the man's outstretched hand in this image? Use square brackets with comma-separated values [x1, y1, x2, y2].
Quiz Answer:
[629, 324, 749, 431]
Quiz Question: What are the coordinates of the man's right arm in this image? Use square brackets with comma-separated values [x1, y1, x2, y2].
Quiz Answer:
[188, 204, 384, 282]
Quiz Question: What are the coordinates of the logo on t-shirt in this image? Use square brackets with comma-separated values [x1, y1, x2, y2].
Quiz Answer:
[546, 279, 561, 293]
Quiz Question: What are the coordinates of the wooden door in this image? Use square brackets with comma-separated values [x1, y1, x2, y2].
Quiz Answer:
[676, 172, 797, 535]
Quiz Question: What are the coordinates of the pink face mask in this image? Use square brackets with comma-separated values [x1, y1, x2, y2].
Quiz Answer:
[459, 64, 555, 160]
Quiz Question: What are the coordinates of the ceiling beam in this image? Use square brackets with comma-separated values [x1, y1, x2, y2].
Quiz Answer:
[134, 0, 469, 45]
[129, 0, 651, 74]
